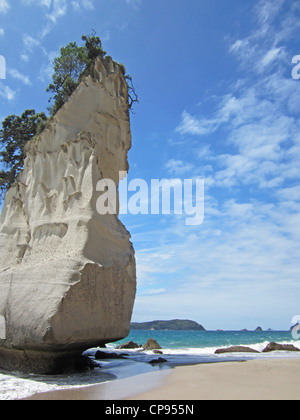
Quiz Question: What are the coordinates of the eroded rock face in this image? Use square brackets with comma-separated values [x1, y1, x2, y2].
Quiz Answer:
[0, 56, 136, 373]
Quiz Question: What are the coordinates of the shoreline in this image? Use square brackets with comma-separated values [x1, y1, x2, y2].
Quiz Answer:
[128, 358, 300, 401]
[23, 369, 171, 401]
[22, 357, 300, 401]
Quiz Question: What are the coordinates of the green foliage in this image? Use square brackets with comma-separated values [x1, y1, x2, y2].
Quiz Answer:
[47, 42, 87, 116]
[0, 32, 138, 197]
[0, 110, 47, 195]
[47, 33, 107, 116]
[47, 32, 138, 115]
[81, 32, 106, 61]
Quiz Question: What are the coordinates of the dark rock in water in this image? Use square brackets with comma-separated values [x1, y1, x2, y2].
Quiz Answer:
[215, 346, 260, 354]
[149, 357, 168, 364]
[94, 351, 128, 360]
[143, 339, 162, 351]
[116, 341, 140, 350]
[255, 327, 263, 332]
[153, 349, 163, 355]
[76, 355, 100, 371]
[262, 342, 300, 353]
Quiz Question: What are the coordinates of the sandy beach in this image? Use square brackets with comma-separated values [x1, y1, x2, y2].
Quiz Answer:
[24, 358, 300, 400]
[128, 359, 300, 401]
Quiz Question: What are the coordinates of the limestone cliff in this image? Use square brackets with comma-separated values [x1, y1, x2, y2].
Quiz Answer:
[0, 56, 136, 373]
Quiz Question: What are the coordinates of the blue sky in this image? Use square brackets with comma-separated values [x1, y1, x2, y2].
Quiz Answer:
[1, 0, 300, 330]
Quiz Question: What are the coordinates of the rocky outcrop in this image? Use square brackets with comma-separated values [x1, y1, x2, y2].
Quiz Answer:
[262, 342, 300, 353]
[148, 357, 168, 364]
[143, 339, 162, 351]
[131, 319, 206, 331]
[215, 346, 260, 354]
[0, 56, 136, 373]
[116, 341, 140, 350]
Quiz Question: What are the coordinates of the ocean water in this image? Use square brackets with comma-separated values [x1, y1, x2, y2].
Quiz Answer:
[1, 330, 300, 400]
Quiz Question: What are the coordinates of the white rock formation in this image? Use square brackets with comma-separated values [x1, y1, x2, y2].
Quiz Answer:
[0, 56, 136, 373]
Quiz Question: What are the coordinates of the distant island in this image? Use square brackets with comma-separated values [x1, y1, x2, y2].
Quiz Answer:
[130, 319, 206, 331]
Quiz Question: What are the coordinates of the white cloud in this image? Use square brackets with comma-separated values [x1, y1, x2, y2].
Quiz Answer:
[176, 110, 218, 136]
[0, 83, 16, 101]
[126, 0, 141, 8]
[38, 50, 59, 82]
[21, 54, 29, 63]
[142, 0, 300, 328]
[0, 28, 4, 36]
[23, 34, 41, 52]
[259, 47, 284, 70]
[277, 186, 300, 202]
[8, 69, 32, 86]
[255, 0, 284, 26]
[0, 0, 9, 14]
[165, 159, 194, 176]
[176, 59, 300, 190]
[140, 288, 167, 296]
[22, 0, 51, 7]
[71, 0, 94, 11]
[132, 195, 300, 328]
[46, 0, 67, 24]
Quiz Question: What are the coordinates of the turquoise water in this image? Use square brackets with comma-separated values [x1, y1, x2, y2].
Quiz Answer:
[1, 330, 299, 399]
[114, 330, 300, 353]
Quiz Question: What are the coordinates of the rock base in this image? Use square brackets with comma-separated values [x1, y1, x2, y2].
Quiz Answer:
[0, 347, 89, 374]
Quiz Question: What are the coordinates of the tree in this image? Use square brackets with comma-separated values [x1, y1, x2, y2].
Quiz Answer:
[0, 110, 47, 196]
[47, 32, 138, 115]
[47, 42, 87, 116]
[81, 32, 106, 62]
[47, 33, 106, 116]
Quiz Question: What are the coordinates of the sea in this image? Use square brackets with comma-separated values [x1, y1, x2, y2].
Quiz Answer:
[1, 330, 300, 400]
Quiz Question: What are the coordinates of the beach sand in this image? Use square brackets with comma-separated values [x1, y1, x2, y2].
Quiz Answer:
[128, 359, 300, 400]
[24, 358, 300, 400]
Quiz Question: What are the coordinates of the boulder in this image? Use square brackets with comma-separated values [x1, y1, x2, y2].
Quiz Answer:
[215, 346, 260, 354]
[0, 56, 136, 374]
[94, 351, 128, 360]
[143, 339, 162, 351]
[262, 342, 300, 353]
[149, 357, 168, 364]
[116, 341, 140, 350]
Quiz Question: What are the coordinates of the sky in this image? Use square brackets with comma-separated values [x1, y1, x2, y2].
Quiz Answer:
[0, 0, 300, 330]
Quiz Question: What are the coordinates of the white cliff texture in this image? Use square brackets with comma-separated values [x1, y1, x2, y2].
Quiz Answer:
[0, 57, 136, 373]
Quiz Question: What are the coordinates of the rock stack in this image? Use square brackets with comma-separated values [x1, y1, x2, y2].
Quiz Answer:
[0, 56, 136, 373]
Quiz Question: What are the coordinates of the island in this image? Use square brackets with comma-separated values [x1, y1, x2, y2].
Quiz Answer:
[130, 319, 206, 331]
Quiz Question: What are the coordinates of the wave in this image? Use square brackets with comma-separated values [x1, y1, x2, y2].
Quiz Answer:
[1, 338, 300, 400]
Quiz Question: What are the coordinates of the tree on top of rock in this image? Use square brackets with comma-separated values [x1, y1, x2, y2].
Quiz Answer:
[47, 32, 106, 116]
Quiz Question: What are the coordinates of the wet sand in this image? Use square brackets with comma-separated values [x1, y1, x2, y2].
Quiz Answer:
[128, 359, 300, 400]
[24, 358, 300, 400]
